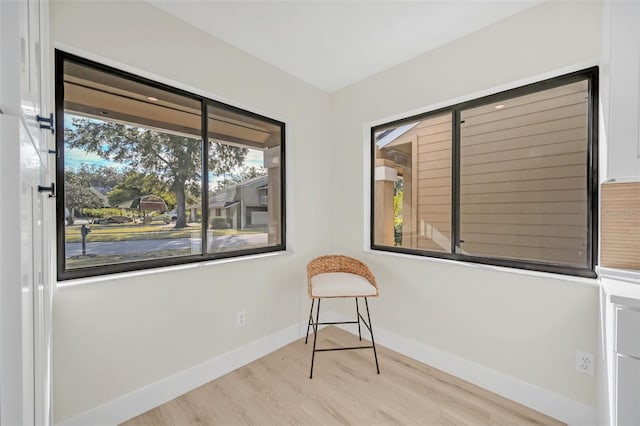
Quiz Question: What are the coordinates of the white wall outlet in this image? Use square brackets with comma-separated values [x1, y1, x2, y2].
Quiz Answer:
[236, 310, 246, 327]
[576, 350, 594, 375]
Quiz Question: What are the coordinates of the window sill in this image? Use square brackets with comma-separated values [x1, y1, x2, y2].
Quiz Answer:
[364, 247, 599, 286]
[56, 249, 293, 288]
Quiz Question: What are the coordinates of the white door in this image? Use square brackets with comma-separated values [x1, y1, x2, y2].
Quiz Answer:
[0, 0, 52, 425]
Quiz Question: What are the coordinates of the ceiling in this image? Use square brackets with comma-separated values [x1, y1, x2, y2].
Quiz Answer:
[149, 1, 540, 93]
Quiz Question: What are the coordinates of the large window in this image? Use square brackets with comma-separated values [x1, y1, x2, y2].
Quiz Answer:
[55, 51, 285, 280]
[372, 68, 598, 277]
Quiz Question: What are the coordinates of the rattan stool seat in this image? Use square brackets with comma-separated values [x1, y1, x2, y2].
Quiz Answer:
[310, 272, 377, 298]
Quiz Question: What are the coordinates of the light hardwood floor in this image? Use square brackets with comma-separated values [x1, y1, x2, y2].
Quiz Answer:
[122, 326, 564, 426]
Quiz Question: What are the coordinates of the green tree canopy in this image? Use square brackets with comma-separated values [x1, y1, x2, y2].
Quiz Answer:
[107, 172, 176, 210]
[65, 117, 247, 228]
[64, 169, 104, 225]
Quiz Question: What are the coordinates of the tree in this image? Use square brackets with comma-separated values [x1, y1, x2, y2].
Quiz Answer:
[107, 171, 176, 209]
[74, 164, 123, 190]
[64, 169, 104, 225]
[214, 165, 267, 191]
[65, 117, 247, 228]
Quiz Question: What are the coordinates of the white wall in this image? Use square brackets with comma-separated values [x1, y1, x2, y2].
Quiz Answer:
[329, 0, 602, 409]
[51, 0, 614, 422]
[50, 1, 331, 422]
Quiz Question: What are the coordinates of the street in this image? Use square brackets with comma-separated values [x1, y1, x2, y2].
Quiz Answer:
[66, 233, 269, 257]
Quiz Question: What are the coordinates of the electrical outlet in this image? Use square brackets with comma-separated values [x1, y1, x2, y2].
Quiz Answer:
[576, 350, 594, 375]
[236, 310, 246, 327]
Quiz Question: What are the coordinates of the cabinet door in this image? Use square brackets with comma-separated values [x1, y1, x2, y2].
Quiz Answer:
[617, 355, 640, 426]
[616, 308, 640, 357]
[19, 0, 42, 121]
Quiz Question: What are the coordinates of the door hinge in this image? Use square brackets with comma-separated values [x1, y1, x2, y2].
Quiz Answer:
[36, 113, 55, 135]
[38, 183, 55, 198]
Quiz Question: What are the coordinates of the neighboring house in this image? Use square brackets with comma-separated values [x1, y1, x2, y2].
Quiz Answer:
[209, 175, 268, 230]
[89, 186, 110, 206]
[115, 194, 168, 213]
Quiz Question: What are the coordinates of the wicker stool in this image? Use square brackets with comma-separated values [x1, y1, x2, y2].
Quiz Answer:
[305, 255, 380, 379]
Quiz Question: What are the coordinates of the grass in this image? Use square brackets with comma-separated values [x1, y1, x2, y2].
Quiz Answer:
[65, 223, 266, 243]
[65, 223, 201, 243]
[66, 249, 193, 269]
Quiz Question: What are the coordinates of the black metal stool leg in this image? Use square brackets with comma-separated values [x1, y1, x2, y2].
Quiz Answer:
[364, 297, 380, 374]
[305, 299, 315, 344]
[355, 297, 362, 341]
[309, 298, 321, 379]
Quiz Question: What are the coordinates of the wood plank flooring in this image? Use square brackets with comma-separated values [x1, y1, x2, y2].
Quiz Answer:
[122, 326, 564, 426]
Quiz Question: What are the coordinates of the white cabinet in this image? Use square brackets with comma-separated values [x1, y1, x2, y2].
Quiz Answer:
[617, 355, 640, 426]
[0, 0, 51, 425]
[601, 272, 640, 426]
[601, 1, 640, 178]
[615, 306, 640, 425]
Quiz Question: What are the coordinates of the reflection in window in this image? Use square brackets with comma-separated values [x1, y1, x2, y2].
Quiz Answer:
[373, 114, 452, 253]
[371, 68, 597, 277]
[57, 52, 285, 279]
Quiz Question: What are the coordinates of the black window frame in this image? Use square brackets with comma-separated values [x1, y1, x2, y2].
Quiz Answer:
[55, 50, 286, 281]
[371, 67, 598, 278]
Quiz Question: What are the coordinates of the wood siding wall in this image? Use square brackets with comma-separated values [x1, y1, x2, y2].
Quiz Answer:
[459, 80, 589, 266]
[415, 114, 452, 252]
[601, 181, 640, 270]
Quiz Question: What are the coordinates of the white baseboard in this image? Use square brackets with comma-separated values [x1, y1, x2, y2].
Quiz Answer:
[321, 310, 598, 426]
[55, 323, 303, 426]
[56, 311, 597, 426]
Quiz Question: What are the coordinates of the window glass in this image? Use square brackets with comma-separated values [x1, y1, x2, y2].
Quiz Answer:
[62, 60, 202, 270]
[373, 113, 452, 253]
[459, 80, 589, 267]
[57, 52, 286, 279]
[206, 104, 283, 253]
[371, 68, 597, 277]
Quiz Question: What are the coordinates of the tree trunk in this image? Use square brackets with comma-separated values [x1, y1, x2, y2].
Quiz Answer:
[174, 178, 187, 229]
[66, 206, 75, 226]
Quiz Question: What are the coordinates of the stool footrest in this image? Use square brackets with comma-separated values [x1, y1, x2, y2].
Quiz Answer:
[315, 346, 374, 352]
[315, 321, 358, 325]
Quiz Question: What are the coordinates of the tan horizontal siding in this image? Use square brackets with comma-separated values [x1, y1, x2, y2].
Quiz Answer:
[461, 177, 586, 194]
[461, 139, 586, 167]
[461, 152, 586, 176]
[461, 115, 587, 147]
[459, 164, 585, 185]
[418, 195, 453, 206]
[415, 113, 451, 127]
[461, 127, 586, 156]
[416, 203, 452, 214]
[418, 139, 451, 153]
[416, 213, 451, 224]
[418, 147, 452, 162]
[417, 176, 451, 187]
[461, 232, 585, 250]
[418, 186, 452, 197]
[461, 223, 585, 239]
[461, 104, 586, 139]
[461, 91, 587, 128]
[416, 123, 452, 138]
[461, 212, 586, 226]
[601, 182, 640, 269]
[458, 81, 589, 267]
[461, 189, 586, 205]
[417, 238, 450, 252]
[460, 201, 587, 214]
[415, 114, 452, 254]
[461, 242, 585, 265]
[418, 158, 453, 171]
[462, 81, 587, 119]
